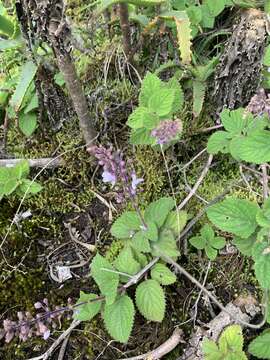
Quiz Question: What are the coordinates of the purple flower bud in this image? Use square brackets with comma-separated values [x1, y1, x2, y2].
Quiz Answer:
[34, 302, 43, 309]
[43, 329, 50, 340]
[5, 331, 14, 343]
[131, 173, 144, 191]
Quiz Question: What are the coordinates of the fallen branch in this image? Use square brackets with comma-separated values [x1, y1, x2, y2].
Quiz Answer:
[119, 328, 184, 360]
[177, 295, 260, 360]
[0, 157, 62, 168]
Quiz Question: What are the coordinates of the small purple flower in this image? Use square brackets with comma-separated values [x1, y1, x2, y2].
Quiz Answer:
[102, 171, 117, 185]
[151, 120, 182, 145]
[131, 173, 144, 193]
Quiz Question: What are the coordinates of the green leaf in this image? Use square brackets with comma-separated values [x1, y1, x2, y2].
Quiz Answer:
[189, 236, 206, 250]
[207, 131, 231, 154]
[200, 224, 215, 241]
[19, 112, 37, 137]
[144, 222, 158, 241]
[152, 229, 180, 257]
[139, 72, 162, 107]
[135, 279, 165, 322]
[131, 232, 151, 253]
[202, 339, 221, 360]
[18, 179, 42, 195]
[232, 235, 255, 256]
[207, 198, 258, 238]
[74, 291, 102, 321]
[253, 242, 270, 289]
[111, 211, 142, 239]
[263, 44, 270, 66]
[103, 295, 135, 343]
[205, 0, 225, 16]
[10, 61, 37, 112]
[151, 263, 176, 285]
[12, 160, 30, 179]
[175, 12, 192, 65]
[200, 4, 215, 29]
[90, 254, 119, 305]
[163, 210, 187, 236]
[114, 246, 141, 278]
[187, 5, 202, 25]
[218, 325, 244, 353]
[221, 108, 251, 135]
[127, 107, 157, 129]
[148, 88, 175, 117]
[193, 80, 206, 117]
[130, 128, 156, 145]
[144, 197, 175, 227]
[24, 93, 38, 114]
[210, 236, 226, 250]
[248, 331, 270, 359]
[235, 130, 270, 164]
[256, 198, 270, 228]
[163, 77, 184, 113]
[205, 245, 217, 260]
[97, 0, 165, 13]
[0, 38, 21, 51]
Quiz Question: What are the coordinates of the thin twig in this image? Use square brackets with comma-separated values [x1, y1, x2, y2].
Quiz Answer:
[0, 157, 62, 168]
[119, 328, 183, 360]
[178, 155, 213, 210]
[123, 257, 159, 288]
[261, 164, 269, 199]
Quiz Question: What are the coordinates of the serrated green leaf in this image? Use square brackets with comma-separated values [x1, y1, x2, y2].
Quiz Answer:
[135, 279, 165, 321]
[148, 88, 175, 117]
[18, 179, 42, 195]
[152, 229, 180, 257]
[144, 197, 174, 227]
[111, 211, 142, 239]
[200, 224, 215, 241]
[232, 235, 255, 256]
[90, 254, 119, 305]
[187, 5, 202, 25]
[132, 249, 148, 267]
[205, 245, 217, 260]
[200, 4, 215, 29]
[235, 130, 270, 164]
[218, 325, 244, 353]
[163, 210, 187, 236]
[114, 246, 141, 278]
[163, 77, 184, 113]
[189, 236, 206, 250]
[14, 160, 30, 178]
[139, 72, 162, 107]
[74, 291, 101, 321]
[207, 131, 231, 154]
[253, 242, 270, 289]
[210, 236, 226, 250]
[131, 231, 151, 253]
[151, 263, 176, 285]
[193, 80, 206, 117]
[256, 199, 270, 228]
[127, 107, 156, 129]
[24, 93, 38, 114]
[248, 331, 270, 359]
[2, 178, 18, 195]
[19, 112, 37, 137]
[144, 222, 158, 241]
[221, 108, 250, 135]
[202, 339, 221, 360]
[103, 295, 135, 343]
[130, 127, 156, 145]
[10, 61, 37, 112]
[207, 198, 258, 238]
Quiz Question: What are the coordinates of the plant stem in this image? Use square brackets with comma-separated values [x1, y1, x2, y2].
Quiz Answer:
[118, 3, 132, 61]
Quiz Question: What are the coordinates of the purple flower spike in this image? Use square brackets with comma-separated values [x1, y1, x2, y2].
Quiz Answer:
[151, 120, 182, 145]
